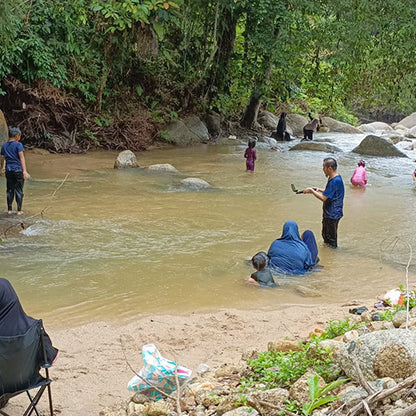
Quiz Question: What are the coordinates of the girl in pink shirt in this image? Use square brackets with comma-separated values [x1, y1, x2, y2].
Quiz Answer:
[244, 139, 257, 172]
[351, 160, 367, 187]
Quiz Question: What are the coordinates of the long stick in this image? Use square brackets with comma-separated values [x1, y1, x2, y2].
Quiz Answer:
[347, 374, 416, 416]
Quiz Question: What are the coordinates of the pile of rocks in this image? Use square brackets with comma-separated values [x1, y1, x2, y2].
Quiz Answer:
[101, 308, 416, 416]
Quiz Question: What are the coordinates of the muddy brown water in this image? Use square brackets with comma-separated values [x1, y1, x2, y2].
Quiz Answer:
[1, 133, 416, 326]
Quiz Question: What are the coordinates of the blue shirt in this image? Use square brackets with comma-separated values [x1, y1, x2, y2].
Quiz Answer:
[1, 141, 24, 172]
[323, 175, 344, 220]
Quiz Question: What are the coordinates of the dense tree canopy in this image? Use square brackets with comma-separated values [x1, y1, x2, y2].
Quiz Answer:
[1, 0, 415, 145]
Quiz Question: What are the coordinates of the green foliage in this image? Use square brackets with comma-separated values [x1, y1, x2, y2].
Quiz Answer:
[378, 309, 395, 321]
[1, 0, 416, 121]
[242, 342, 334, 389]
[317, 318, 363, 340]
[302, 375, 347, 415]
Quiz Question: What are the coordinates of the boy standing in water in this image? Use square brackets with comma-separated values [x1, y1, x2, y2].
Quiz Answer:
[304, 157, 344, 248]
[1, 127, 29, 215]
[244, 138, 257, 172]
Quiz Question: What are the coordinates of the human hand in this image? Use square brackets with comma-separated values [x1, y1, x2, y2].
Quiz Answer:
[23, 171, 29, 180]
[303, 187, 313, 194]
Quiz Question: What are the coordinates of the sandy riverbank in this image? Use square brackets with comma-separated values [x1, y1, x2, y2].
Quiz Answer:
[4, 301, 376, 415]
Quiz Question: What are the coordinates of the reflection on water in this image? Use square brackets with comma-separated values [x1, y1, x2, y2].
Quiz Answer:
[1, 133, 416, 325]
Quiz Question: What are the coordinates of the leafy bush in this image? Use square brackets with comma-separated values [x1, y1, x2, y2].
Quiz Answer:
[317, 318, 363, 340]
[242, 342, 334, 389]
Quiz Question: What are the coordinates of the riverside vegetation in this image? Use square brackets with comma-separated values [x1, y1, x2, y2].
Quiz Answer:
[102, 294, 416, 416]
[1, 0, 416, 152]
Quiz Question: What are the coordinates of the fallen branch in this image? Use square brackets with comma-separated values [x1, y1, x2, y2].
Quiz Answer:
[247, 397, 298, 416]
[352, 358, 375, 395]
[347, 373, 416, 416]
[1, 173, 70, 238]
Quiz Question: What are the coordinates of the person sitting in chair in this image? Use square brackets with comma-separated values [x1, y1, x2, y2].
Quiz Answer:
[0, 278, 58, 363]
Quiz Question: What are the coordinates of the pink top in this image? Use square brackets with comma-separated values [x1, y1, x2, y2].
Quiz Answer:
[244, 147, 257, 162]
[351, 166, 367, 187]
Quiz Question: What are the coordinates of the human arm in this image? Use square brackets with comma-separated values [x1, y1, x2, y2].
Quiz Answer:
[304, 187, 328, 202]
[1, 155, 4, 174]
[18, 151, 29, 180]
[246, 276, 260, 286]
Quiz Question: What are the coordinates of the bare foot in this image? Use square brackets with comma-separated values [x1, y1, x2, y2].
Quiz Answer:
[7, 210, 12, 215]
[17, 211, 23, 215]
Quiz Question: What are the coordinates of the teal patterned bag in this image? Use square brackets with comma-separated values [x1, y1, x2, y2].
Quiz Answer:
[127, 344, 192, 400]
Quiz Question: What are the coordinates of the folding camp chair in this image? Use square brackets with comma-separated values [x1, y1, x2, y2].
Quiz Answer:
[0, 320, 53, 416]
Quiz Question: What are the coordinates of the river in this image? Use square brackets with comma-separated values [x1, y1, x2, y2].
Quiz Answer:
[1, 133, 416, 326]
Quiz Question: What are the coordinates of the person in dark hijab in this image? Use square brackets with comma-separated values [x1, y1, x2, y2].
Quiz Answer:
[301, 230, 319, 266]
[272, 112, 291, 141]
[267, 221, 316, 274]
[0, 278, 58, 363]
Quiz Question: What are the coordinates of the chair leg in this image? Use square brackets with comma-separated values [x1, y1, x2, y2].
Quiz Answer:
[24, 386, 46, 416]
[47, 383, 53, 416]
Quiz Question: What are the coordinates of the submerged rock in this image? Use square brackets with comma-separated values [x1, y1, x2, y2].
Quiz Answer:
[289, 141, 342, 153]
[147, 164, 178, 173]
[114, 150, 138, 168]
[181, 177, 212, 189]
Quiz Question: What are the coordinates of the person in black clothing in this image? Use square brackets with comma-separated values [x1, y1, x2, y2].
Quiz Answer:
[0, 278, 58, 363]
[246, 252, 278, 287]
[272, 112, 291, 141]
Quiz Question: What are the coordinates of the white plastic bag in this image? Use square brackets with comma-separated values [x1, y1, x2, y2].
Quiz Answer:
[127, 344, 192, 400]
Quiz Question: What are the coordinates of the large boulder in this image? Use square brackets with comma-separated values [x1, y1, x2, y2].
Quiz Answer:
[203, 111, 222, 138]
[358, 122, 393, 133]
[321, 117, 362, 134]
[405, 125, 416, 139]
[114, 150, 138, 168]
[286, 114, 309, 136]
[289, 141, 342, 153]
[352, 135, 408, 157]
[161, 115, 209, 146]
[336, 329, 416, 381]
[257, 111, 279, 130]
[0, 110, 7, 144]
[398, 112, 416, 129]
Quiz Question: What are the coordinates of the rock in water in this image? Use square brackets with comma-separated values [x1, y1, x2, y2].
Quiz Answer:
[114, 150, 138, 169]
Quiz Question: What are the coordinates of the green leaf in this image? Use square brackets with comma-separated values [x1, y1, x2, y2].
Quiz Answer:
[319, 378, 348, 396]
[307, 375, 320, 401]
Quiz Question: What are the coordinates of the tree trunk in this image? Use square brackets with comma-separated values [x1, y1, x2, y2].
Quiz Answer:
[240, 92, 262, 128]
[205, 5, 238, 104]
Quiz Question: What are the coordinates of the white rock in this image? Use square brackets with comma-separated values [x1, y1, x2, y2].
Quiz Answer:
[147, 163, 178, 173]
[181, 178, 212, 189]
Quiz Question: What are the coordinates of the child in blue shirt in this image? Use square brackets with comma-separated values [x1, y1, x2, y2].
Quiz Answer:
[1, 127, 29, 215]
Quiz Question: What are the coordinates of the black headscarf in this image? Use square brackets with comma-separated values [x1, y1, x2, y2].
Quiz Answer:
[0, 278, 58, 363]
